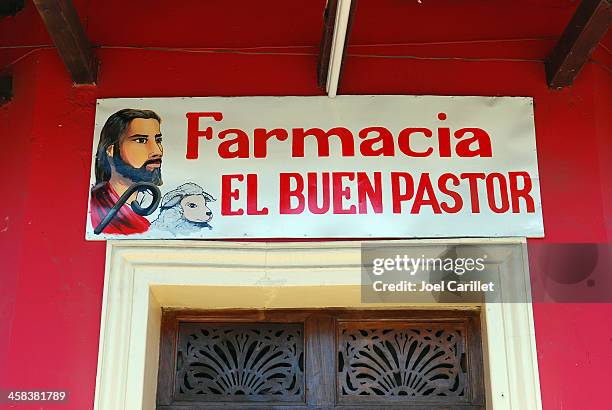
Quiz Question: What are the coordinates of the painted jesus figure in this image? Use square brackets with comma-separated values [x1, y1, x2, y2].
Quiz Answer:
[90, 108, 164, 235]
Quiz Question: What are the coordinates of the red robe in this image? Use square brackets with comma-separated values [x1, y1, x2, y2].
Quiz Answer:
[90, 183, 150, 235]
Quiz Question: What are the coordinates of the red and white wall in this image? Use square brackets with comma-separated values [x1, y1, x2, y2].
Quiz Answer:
[1, 1, 611, 409]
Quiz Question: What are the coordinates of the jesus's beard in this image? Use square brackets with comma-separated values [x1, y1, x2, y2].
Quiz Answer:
[112, 146, 163, 186]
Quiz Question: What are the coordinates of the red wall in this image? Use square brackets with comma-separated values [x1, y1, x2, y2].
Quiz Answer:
[1, 1, 611, 409]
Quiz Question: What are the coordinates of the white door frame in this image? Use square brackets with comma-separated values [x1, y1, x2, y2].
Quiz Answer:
[93, 238, 542, 410]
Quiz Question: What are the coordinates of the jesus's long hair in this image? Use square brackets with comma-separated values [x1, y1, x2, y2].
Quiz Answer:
[94, 108, 161, 186]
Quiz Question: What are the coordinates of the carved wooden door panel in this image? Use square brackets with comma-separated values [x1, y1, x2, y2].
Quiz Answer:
[157, 310, 485, 409]
[175, 323, 305, 402]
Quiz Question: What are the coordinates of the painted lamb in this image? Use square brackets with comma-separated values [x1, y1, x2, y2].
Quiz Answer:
[151, 182, 215, 235]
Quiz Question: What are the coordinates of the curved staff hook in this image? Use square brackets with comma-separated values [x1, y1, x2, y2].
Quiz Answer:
[94, 182, 162, 235]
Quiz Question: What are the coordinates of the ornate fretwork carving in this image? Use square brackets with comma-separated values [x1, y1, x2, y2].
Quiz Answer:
[338, 324, 466, 399]
[176, 323, 304, 401]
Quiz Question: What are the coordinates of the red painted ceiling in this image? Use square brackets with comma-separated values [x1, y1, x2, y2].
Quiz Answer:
[0, 0, 610, 77]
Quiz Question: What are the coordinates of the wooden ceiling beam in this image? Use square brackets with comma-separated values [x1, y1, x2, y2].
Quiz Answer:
[317, 0, 338, 91]
[317, 0, 356, 97]
[546, 0, 612, 89]
[0, 76, 12, 106]
[32, 0, 98, 85]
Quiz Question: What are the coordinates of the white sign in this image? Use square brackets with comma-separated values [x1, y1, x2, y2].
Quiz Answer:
[86, 96, 543, 240]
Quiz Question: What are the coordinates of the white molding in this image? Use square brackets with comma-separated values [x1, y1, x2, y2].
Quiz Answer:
[93, 238, 542, 410]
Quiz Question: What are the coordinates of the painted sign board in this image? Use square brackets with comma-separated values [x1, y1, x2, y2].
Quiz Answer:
[86, 96, 543, 240]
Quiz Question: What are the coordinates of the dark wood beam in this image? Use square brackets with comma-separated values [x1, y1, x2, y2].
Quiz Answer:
[317, 0, 339, 89]
[317, 0, 356, 92]
[0, 76, 12, 106]
[0, 0, 24, 16]
[32, 0, 97, 84]
[546, 0, 612, 89]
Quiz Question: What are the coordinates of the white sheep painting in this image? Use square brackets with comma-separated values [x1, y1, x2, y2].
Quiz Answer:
[151, 182, 216, 235]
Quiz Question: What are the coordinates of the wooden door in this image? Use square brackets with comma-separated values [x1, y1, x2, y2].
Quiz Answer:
[157, 309, 485, 409]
